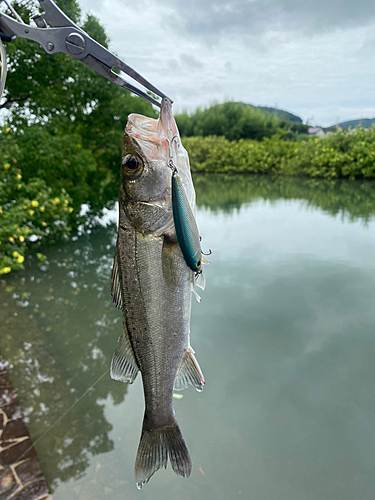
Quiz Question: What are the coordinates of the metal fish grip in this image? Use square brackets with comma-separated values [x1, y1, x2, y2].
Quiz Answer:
[0, 0, 172, 107]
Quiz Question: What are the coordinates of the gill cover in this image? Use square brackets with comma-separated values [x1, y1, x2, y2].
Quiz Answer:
[172, 172, 202, 273]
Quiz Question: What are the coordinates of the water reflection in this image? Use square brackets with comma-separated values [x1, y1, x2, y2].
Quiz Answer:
[194, 174, 375, 222]
[0, 225, 127, 492]
[1, 174, 375, 499]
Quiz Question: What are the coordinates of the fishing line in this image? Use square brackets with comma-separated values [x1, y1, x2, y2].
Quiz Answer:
[16, 368, 110, 462]
[0, 38, 7, 102]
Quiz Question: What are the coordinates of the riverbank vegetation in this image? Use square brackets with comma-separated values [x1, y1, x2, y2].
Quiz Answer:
[0, 127, 73, 273]
[183, 126, 375, 179]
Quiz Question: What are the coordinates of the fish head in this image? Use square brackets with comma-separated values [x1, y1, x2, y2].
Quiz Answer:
[120, 99, 195, 236]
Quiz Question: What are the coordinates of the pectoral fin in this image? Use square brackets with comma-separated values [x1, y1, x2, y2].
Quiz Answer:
[174, 348, 205, 392]
[110, 322, 139, 384]
[110, 251, 123, 310]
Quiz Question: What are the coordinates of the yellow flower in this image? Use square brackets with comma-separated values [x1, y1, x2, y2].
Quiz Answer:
[0, 267, 11, 275]
[17, 174, 22, 179]
[54, 197, 60, 204]
[41, 221, 47, 226]
[17, 255, 24, 263]
[8, 237, 14, 243]
[4, 163, 10, 169]
[19, 236, 25, 242]
[31, 200, 39, 207]
[5, 127, 10, 133]
[68, 207, 73, 213]
[28, 210, 35, 216]
[12, 251, 19, 258]
[64, 199, 69, 205]
[40, 206, 45, 212]
[23, 205, 28, 210]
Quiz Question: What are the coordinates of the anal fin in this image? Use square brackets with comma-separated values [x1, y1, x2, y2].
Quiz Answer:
[174, 347, 205, 392]
[110, 322, 139, 384]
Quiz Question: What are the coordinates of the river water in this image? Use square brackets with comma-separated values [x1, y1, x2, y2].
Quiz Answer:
[1, 174, 375, 500]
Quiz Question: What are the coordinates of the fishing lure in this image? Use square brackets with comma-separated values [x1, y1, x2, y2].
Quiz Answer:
[171, 168, 210, 279]
[172, 171, 202, 273]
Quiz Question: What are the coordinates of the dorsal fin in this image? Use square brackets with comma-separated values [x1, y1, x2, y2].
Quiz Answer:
[111, 250, 123, 309]
[174, 347, 205, 392]
[110, 321, 139, 384]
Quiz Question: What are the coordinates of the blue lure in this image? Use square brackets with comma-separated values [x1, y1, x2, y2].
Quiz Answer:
[171, 172, 202, 273]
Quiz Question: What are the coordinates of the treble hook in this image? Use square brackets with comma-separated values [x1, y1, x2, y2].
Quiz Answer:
[199, 236, 212, 256]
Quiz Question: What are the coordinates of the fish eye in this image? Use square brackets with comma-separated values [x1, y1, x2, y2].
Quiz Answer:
[122, 154, 143, 178]
[125, 156, 138, 170]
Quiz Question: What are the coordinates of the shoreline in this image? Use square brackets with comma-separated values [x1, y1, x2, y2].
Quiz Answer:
[0, 355, 52, 500]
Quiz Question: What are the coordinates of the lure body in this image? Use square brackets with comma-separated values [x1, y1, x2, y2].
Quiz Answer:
[172, 172, 202, 273]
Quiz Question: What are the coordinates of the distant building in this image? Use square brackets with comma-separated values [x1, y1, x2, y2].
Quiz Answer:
[308, 127, 326, 138]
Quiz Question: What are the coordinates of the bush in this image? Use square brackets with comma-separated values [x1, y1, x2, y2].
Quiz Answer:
[183, 134, 298, 174]
[0, 127, 73, 274]
[183, 126, 375, 179]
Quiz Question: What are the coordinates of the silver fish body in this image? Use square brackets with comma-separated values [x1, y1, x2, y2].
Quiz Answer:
[110, 99, 205, 488]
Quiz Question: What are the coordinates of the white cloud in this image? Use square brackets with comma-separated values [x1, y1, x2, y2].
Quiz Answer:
[78, 0, 375, 126]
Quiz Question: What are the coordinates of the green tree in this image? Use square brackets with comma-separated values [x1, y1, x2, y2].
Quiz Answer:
[1, 0, 159, 272]
[1, 0, 157, 208]
[175, 102, 307, 141]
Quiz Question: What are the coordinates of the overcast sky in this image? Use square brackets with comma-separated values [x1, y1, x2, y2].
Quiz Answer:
[78, 0, 375, 126]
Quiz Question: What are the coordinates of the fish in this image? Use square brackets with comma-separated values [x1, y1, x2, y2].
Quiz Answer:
[110, 98, 207, 488]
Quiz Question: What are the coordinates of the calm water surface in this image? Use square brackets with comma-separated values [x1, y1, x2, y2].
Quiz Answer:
[1, 175, 375, 500]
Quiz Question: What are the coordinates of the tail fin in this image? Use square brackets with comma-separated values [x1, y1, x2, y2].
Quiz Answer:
[134, 416, 192, 489]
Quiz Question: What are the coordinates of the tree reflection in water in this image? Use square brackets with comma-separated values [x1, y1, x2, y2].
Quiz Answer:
[194, 174, 375, 223]
[0, 223, 127, 492]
